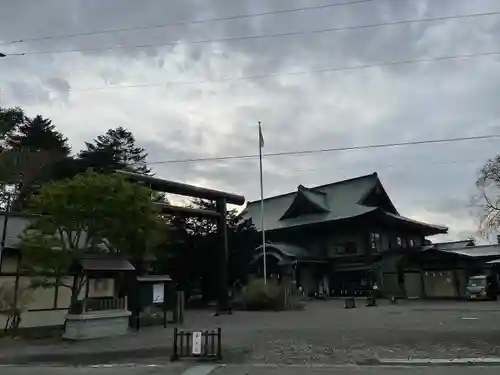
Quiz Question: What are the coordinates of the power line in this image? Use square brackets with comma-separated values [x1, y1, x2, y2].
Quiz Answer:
[0, 0, 376, 45]
[274, 157, 484, 175]
[148, 134, 500, 165]
[8, 10, 500, 56]
[0, 48, 498, 98]
[51, 49, 500, 92]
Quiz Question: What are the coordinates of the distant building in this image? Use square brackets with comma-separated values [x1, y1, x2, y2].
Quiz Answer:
[393, 240, 500, 298]
[242, 172, 449, 297]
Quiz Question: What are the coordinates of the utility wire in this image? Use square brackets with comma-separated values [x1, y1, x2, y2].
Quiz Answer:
[8, 10, 500, 56]
[48, 49, 500, 92]
[0, 0, 376, 44]
[148, 134, 500, 165]
[273, 157, 484, 175]
[0, 49, 498, 97]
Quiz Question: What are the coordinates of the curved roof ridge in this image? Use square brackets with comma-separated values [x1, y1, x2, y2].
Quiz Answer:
[279, 185, 330, 220]
[247, 172, 378, 204]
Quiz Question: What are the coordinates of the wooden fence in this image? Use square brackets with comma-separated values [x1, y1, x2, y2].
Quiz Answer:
[171, 327, 222, 361]
[85, 296, 127, 312]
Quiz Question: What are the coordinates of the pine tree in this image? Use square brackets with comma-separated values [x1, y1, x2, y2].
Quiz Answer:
[78, 126, 151, 175]
[5, 115, 70, 155]
[0, 106, 24, 150]
[2, 114, 71, 211]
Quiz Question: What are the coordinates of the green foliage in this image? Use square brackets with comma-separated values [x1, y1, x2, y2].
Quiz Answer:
[5, 115, 70, 155]
[238, 278, 285, 310]
[78, 126, 151, 175]
[1, 107, 153, 211]
[0, 109, 71, 210]
[0, 106, 24, 144]
[1, 113, 70, 184]
[0, 149, 39, 183]
[164, 198, 258, 302]
[19, 170, 162, 296]
[0, 281, 33, 333]
[20, 228, 74, 281]
[0, 107, 29, 183]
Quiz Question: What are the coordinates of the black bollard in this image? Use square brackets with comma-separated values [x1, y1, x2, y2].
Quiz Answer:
[344, 297, 356, 309]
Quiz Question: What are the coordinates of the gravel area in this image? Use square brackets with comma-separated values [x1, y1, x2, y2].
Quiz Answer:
[217, 300, 500, 364]
[1, 299, 500, 365]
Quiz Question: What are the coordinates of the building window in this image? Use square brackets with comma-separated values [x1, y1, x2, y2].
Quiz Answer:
[333, 242, 357, 255]
[396, 236, 402, 247]
[345, 242, 357, 254]
[370, 232, 381, 251]
[409, 238, 415, 247]
[93, 279, 109, 293]
[335, 245, 346, 255]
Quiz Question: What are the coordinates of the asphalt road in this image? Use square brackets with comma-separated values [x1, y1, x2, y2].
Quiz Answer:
[0, 364, 187, 375]
[2, 365, 500, 375]
[213, 365, 500, 375]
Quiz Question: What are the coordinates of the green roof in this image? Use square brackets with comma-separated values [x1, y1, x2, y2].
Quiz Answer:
[243, 172, 447, 234]
[280, 185, 330, 220]
[244, 173, 379, 231]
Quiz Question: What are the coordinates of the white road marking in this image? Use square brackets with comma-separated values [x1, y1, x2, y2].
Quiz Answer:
[462, 317, 479, 320]
[180, 364, 220, 375]
[378, 357, 500, 365]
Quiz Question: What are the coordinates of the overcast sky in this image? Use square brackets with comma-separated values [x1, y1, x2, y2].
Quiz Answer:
[1, 0, 500, 242]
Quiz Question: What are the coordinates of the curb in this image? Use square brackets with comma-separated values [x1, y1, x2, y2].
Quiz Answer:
[375, 358, 500, 366]
[0, 345, 172, 366]
[180, 364, 220, 375]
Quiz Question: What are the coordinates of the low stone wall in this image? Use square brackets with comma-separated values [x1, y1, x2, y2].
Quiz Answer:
[63, 310, 131, 340]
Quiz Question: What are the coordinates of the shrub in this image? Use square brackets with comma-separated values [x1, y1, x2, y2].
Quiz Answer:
[238, 278, 285, 310]
[0, 281, 33, 333]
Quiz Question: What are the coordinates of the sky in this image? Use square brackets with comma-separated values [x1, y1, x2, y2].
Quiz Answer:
[1, 0, 500, 242]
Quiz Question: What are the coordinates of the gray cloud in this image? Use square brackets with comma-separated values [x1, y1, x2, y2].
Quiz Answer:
[2, 0, 500, 242]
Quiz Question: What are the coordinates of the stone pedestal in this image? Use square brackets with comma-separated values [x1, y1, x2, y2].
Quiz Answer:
[63, 310, 132, 340]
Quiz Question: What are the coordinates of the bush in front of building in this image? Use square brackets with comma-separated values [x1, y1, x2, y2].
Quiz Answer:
[0, 281, 33, 334]
[236, 278, 286, 310]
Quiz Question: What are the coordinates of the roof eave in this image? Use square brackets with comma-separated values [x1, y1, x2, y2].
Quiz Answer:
[257, 209, 378, 232]
[378, 211, 448, 236]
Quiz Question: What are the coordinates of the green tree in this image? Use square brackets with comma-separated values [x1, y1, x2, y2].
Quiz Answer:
[1, 112, 71, 211]
[78, 126, 150, 175]
[5, 115, 70, 155]
[164, 199, 258, 302]
[0, 107, 27, 184]
[19, 170, 162, 308]
[0, 106, 24, 145]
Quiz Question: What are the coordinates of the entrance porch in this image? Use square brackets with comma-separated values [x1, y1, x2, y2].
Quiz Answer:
[251, 242, 329, 297]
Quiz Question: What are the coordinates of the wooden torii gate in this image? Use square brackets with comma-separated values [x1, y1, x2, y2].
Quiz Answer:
[116, 170, 245, 315]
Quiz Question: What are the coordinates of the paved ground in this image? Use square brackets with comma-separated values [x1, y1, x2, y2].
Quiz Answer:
[1, 299, 500, 365]
[2, 364, 500, 375]
[212, 365, 500, 375]
[0, 364, 188, 375]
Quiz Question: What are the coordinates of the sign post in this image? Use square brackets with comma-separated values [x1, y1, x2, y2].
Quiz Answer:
[152, 283, 164, 304]
[192, 331, 202, 355]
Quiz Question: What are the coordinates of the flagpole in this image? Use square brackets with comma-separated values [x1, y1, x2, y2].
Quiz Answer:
[258, 121, 267, 284]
